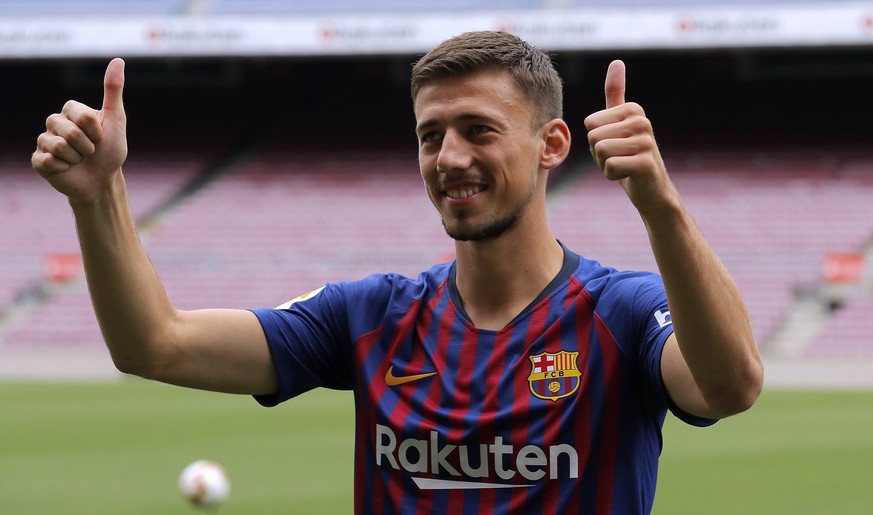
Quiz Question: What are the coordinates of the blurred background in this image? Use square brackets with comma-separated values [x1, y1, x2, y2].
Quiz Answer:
[1, 1, 872, 513]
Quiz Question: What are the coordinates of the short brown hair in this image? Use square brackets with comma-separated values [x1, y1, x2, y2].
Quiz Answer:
[411, 31, 563, 127]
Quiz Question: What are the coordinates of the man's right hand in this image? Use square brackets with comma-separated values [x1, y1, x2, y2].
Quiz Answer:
[32, 58, 128, 205]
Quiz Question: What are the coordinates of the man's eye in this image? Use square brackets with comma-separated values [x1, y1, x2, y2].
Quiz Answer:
[420, 132, 441, 143]
[470, 125, 491, 135]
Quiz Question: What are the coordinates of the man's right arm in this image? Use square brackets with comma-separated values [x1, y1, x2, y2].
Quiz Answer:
[31, 58, 277, 395]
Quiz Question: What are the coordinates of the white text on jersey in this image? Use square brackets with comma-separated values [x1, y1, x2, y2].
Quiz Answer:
[375, 424, 579, 487]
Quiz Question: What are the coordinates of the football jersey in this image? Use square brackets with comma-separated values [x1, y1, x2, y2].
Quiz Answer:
[251, 245, 714, 515]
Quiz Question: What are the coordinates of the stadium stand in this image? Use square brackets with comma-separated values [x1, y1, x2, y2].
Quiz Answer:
[4, 140, 871, 357]
[548, 148, 873, 349]
[802, 297, 873, 358]
[144, 146, 453, 310]
[0, 151, 81, 316]
[0, 149, 212, 349]
[2, 287, 99, 347]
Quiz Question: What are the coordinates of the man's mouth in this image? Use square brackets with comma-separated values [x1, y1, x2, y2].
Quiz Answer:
[444, 185, 486, 200]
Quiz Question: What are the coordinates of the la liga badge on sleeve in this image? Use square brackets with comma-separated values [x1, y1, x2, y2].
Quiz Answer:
[528, 351, 582, 402]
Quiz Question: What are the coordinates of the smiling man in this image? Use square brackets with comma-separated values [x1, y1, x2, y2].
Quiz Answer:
[32, 31, 762, 514]
[415, 69, 554, 244]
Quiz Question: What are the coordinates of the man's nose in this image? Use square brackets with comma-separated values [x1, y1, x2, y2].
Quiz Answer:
[436, 130, 472, 173]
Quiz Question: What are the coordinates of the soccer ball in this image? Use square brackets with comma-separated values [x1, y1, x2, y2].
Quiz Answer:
[178, 459, 230, 508]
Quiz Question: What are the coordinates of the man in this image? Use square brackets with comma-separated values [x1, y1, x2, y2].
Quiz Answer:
[32, 31, 762, 514]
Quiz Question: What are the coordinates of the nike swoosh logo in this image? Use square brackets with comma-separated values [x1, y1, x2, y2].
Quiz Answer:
[385, 365, 437, 386]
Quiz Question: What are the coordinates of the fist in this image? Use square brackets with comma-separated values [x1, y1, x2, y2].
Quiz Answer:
[584, 60, 675, 214]
[31, 58, 128, 204]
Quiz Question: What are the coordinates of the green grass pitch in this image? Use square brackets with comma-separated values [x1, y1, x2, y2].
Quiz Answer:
[1, 381, 871, 514]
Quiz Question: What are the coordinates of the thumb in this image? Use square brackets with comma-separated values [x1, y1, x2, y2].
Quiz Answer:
[604, 59, 626, 109]
[101, 58, 126, 115]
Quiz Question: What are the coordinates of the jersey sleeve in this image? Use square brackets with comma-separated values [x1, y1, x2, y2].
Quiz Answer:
[629, 275, 717, 427]
[595, 271, 716, 427]
[249, 282, 356, 407]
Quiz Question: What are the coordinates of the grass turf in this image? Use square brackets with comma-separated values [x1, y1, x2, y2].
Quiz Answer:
[0, 380, 355, 514]
[655, 389, 873, 514]
[1, 381, 870, 514]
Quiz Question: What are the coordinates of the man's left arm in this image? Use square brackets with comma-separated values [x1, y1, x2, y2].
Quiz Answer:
[585, 60, 763, 419]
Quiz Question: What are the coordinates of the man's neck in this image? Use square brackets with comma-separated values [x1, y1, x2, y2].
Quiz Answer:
[453, 229, 564, 330]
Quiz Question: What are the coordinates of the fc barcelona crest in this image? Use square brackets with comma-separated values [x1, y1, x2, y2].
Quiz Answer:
[528, 351, 581, 402]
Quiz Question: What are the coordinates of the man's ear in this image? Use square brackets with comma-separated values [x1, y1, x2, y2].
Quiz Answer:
[540, 119, 571, 171]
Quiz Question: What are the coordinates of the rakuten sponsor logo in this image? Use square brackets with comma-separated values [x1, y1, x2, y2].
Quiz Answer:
[375, 424, 578, 487]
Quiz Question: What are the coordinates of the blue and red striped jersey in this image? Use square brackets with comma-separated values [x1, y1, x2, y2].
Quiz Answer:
[251, 247, 714, 514]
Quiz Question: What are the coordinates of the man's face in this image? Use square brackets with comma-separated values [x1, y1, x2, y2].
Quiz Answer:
[414, 70, 546, 242]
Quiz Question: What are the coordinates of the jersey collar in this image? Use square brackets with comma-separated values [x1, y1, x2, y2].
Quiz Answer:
[447, 241, 580, 328]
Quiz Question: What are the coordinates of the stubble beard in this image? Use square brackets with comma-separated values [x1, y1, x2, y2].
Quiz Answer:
[442, 211, 522, 241]
[441, 183, 537, 242]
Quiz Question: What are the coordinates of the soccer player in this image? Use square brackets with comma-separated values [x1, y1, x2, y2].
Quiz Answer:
[32, 31, 762, 514]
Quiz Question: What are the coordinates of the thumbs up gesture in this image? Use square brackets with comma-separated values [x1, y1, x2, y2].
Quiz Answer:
[584, 60, 676, 217]
[32, 58, 128, 205]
